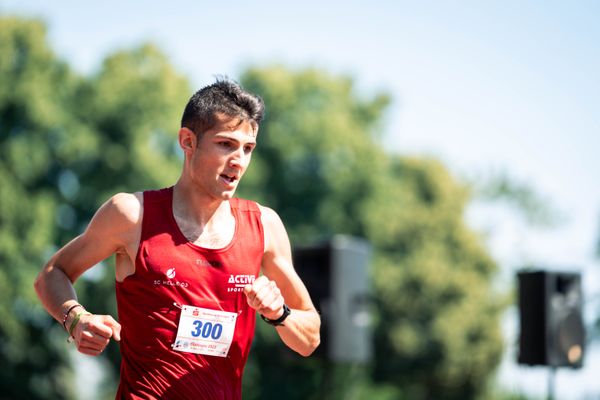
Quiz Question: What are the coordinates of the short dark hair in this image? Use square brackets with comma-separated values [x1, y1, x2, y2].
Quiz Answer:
[181, 77, 265, 136]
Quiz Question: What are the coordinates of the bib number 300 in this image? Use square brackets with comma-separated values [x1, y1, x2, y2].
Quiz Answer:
[173, 305, 237, 357]
[191, 320, 223, 340]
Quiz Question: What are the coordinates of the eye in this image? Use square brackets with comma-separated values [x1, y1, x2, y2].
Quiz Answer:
[244, 145, 255, 154]
[218, 141, 233, 149]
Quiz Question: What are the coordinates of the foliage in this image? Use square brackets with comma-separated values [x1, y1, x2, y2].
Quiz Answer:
[367, 157, 506, 399]
[0, 16, 190, 399]
[469, 170, 563, 228]
[239, 65, 390, 242]
[0, 17, 82, 399]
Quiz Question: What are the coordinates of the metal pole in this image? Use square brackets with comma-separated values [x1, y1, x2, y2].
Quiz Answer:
[547, 366, 556, 400]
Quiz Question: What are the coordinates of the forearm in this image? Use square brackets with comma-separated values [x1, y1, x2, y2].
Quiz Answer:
[34, 263, 81, 326]
[35, 262, 122, 355]
[274, 308, 321, 357]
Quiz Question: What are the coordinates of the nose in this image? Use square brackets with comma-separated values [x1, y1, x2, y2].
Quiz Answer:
[229, 146, 248, 169]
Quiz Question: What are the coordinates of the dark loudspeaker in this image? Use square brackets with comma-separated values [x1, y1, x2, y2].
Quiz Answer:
[292, 235, 372, 363]
[517, 270, 585, 368]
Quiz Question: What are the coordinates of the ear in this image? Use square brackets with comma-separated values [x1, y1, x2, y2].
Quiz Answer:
[178, 127, 197, 154]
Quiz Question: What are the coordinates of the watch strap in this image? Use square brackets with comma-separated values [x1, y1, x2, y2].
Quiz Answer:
[260, 304, 290, 326]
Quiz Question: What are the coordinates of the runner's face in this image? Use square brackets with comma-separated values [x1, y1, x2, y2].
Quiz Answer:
[188, 117, 257, 200]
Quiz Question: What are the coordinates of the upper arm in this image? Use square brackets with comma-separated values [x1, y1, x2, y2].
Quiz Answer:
[259, 205, 316, 311]
[47, 192, 142, 282]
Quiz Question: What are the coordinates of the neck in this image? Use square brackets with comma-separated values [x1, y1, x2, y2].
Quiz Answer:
[172, 179, 229, 227]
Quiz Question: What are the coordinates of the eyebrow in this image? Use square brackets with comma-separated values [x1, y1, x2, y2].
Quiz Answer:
[214, 133, 257, 145]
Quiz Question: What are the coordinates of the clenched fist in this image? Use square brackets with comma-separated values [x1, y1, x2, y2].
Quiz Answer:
[71, 313, 121, 356]
[243, 276, 285, 320]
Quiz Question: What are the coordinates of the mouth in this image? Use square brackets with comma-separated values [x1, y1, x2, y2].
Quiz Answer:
[220, 173, 238, 185]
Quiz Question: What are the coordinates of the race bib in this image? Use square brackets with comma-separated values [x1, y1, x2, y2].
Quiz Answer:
[173, 305, 238, 357]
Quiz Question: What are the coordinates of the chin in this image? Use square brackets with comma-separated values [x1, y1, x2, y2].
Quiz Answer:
[220, 190, 236, 200]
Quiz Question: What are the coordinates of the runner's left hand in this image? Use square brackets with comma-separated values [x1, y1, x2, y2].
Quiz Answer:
[243, 276, 285, 320]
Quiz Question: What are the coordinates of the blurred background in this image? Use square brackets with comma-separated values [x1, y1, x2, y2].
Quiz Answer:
[1, 1, 599, 399]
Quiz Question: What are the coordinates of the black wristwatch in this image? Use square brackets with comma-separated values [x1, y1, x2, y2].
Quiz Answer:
[260, 304, 291, 326]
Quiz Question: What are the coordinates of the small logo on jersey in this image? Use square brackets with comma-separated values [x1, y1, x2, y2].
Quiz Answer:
[153, 267, 189, 288]
[166, 268, 176, 279]
[196, 259, 222, 268]
[227, 274, 256, 293]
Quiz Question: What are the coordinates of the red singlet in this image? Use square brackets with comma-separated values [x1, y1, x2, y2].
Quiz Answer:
[115, 187, 263, 399]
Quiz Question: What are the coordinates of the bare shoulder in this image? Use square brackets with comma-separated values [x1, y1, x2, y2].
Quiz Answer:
[257, 204, 283, 227]
[257, 204, 290, 256]
[257, 204, 287, 241]
[106, 192, 143, 225]
[86, 192, 143, 241]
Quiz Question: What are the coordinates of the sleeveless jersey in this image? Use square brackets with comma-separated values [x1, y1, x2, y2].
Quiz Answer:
[115, 187, 263, 399]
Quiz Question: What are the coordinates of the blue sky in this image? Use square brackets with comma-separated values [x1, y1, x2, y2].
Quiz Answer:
[2, 1, 600, 398]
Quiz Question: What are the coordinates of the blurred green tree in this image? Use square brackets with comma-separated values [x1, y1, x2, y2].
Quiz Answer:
[0, 16, 190, 399]
[239, 65, 390, 241]
[366, 157, 506, 399]
[0, 17, 85, 400]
